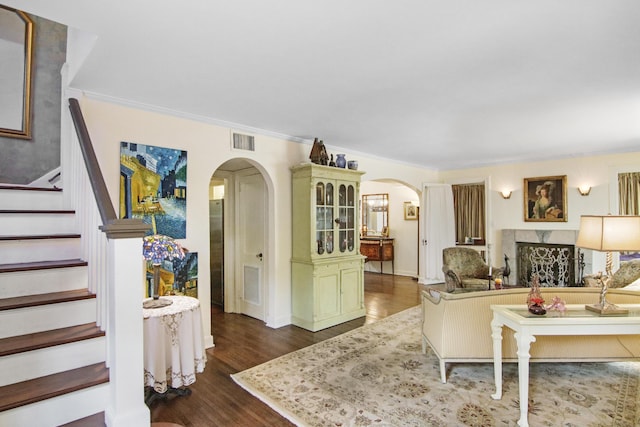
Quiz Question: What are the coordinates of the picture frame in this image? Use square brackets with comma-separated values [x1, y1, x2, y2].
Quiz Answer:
[523, 175, 567, 222]
[120, 142, 188, 238]
[404, 202, 418, 220]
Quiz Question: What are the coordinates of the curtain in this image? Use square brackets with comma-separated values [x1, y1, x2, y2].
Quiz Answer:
[451, 183, 485, 243]
[422, 184, 456, 283]
[619, 172, 640, 215]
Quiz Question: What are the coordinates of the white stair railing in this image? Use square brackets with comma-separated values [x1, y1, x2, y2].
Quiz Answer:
[61, 92, 151, 426]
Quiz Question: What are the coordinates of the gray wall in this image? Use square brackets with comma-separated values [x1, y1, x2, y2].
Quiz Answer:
[0, 14, 66, 185]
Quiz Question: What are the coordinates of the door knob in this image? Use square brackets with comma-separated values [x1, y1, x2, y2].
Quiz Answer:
[256, 253, 263, 260]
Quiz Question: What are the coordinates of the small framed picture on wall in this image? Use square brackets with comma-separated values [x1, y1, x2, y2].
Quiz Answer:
[404, 202, 418, 220]
[523, 175, 567, 222]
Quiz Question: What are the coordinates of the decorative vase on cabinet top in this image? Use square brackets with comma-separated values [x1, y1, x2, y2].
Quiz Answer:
[335, 154, 346, 168]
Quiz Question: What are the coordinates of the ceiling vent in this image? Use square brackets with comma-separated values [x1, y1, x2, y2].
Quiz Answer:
[232, 132, 255, 151]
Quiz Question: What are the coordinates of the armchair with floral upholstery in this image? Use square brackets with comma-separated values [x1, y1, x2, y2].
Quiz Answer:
[584, 259, 640, 289]
[442, 246, 503, 291]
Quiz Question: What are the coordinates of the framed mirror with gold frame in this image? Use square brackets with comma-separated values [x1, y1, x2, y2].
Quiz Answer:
[0, 5, 34, 139]
[362, 193, 389, 237]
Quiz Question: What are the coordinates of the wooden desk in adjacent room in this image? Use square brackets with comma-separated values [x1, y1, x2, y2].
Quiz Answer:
[360, 237, 394, 274]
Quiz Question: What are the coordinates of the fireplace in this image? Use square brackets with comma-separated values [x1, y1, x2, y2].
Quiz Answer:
[516, 242, 575, 287]
[501, 229, 589, 287]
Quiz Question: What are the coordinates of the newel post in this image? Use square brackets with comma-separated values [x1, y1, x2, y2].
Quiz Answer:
[101, 220, 150, 427]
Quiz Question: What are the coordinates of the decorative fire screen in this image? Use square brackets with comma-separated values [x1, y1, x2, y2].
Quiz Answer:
[516, 242, 575, 287]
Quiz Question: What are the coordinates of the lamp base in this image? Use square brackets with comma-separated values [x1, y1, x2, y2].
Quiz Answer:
[143, 298, 173, 309]
[585, 303, 628, 315]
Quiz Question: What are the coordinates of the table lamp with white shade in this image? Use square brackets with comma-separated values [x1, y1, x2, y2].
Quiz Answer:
[575, 215, 640, 314]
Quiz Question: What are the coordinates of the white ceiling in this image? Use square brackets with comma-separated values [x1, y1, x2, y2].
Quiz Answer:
[7, 0, 640, 170]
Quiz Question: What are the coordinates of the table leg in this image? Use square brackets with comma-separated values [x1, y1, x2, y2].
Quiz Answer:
[145, 386, 192, 407]
[490, 318, 503, 400]
[515, 331, 536, 427]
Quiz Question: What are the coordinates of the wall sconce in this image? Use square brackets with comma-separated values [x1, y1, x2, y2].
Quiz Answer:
[500, 190, 512, 199]
[577, 185, 591, 196]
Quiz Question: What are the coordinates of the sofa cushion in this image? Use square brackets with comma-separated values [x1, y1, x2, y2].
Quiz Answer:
[460, 278, 491, 290]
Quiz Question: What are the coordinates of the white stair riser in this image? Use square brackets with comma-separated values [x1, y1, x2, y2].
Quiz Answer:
[0, 267, 87, 298]
[0, 189, 111, 426]
[0, 299, 97, 338]
[0, 213, 77, 235]
[0, 384, 108, 427]
[0, 337, 105, 386]
[0, 239, 81, 264]
[0, 189, 65, 211]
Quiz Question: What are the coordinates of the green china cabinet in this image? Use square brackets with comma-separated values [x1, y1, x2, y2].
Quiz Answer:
[291, 163, 366, 331]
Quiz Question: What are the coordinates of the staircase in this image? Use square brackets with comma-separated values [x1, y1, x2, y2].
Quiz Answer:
[0, 185, 109, 426]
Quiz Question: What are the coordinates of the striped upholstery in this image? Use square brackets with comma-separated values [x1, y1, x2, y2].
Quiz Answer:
[421, 287, 640, 383]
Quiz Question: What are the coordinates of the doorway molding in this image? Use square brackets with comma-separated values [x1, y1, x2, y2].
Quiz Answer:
[210, 157, 277, 327]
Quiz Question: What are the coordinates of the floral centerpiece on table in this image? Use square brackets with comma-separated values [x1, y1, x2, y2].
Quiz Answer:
[142, 234, 185, 308]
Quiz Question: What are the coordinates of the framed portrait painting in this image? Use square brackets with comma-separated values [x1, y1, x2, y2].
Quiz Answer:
[404, 202, 418, 220]
[523, 175, 567, 222]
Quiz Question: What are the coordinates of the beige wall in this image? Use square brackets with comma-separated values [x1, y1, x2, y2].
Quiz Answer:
[440, 152, 640, 272]
[78, 96, 440, 328]
[80, 94, 640, 327]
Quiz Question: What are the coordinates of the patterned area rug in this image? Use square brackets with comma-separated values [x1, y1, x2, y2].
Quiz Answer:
[232, 306, 640, 426]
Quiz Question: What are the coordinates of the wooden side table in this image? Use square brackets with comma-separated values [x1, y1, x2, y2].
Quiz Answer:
[360, 237, 394, 274]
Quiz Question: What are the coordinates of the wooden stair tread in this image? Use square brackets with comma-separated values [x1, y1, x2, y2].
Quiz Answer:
[59, 412, 105, 427]
[0, 289, 95, 311]
[0, 185, 61, 192]
[0, 259, 87, 273]
[0, 323, 104, 357]
[0, 209, 75, 214]
[0, 363, 109, 412]
[0, 234, 81, 241]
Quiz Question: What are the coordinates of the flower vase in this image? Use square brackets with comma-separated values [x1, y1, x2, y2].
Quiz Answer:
[527, 275, 546, 315]
[335, 154, 346, 168]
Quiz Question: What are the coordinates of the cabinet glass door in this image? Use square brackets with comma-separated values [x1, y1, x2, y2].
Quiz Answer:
[338, 183, 356, 253]
[316, 181, 334, 255]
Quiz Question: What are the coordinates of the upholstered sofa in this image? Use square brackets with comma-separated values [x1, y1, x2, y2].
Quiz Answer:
[421, 286, 640, 383]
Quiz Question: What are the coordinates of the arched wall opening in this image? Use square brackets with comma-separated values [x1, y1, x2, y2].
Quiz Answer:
[360, 179, 421, 278]
[208, 157, 276, 325]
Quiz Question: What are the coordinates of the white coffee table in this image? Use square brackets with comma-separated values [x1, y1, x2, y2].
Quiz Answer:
[490, 304, 640, 427]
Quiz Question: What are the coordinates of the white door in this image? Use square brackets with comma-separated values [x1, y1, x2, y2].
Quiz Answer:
[237, 172, 266, 320]
[421, 183, 456, 284]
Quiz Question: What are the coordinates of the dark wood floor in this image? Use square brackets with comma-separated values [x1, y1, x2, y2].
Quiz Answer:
[149, 273, 427, 427]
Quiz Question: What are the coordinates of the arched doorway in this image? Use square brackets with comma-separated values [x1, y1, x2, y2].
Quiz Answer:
[360, 179, 420, 278]
[209, 158, 271, 322]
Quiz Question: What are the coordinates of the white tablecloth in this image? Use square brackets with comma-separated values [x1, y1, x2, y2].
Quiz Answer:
[143, 296, 207, 393]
